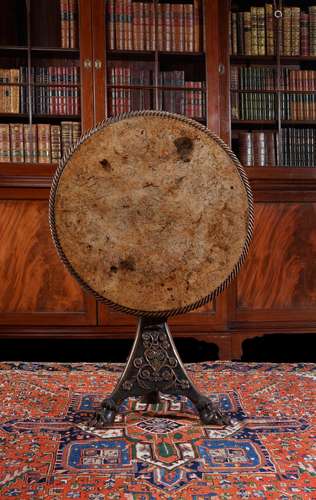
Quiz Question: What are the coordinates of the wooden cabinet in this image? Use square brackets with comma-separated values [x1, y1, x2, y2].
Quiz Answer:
[0, 0, 96, 330]
[0, 0, 315, 359]
[225, 0, 316, 356]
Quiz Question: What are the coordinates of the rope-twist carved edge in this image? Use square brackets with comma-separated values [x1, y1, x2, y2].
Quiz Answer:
[49, 110, 254, 319]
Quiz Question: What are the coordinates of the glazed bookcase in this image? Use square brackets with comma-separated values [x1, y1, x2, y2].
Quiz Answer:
[0, 0, 315, 360]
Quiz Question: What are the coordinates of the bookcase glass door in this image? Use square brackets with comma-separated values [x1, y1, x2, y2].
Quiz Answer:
[104, 0, 206, 124]
[0, 0, 81, 165]
[230, 0, 316, 168]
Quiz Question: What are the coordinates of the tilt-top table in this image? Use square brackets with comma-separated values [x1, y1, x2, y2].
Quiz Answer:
[49, 110, 254, 426]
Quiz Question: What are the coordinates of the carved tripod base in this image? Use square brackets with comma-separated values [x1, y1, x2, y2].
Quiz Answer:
[88, 318, 231, 427]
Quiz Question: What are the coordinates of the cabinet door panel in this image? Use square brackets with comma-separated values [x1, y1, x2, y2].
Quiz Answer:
[235, 202, 316, 322]
[0, 200, 96, 324]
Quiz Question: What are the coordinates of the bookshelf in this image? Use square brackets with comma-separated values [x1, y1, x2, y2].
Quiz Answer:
[230, 0, 316, 169]
[0, 0, 315, 360]
[104, 1, 206, 123]
[0, 1, 228, 352]
[226, 0, 316, 359]
[0, 0, 81, 166]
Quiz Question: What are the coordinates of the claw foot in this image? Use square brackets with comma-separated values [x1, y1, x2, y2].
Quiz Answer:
[197, 398, 231, 426]
[88, 408, 116, 427]
[85, 398, 118, 428]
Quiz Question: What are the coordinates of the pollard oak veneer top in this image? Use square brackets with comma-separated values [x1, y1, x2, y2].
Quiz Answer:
[50, 111, 253, 317]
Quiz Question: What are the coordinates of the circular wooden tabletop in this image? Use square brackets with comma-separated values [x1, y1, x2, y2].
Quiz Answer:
[49, 111, 253, 317]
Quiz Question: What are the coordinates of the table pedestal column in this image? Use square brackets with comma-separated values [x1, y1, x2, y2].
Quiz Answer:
[88, 318, 231, 427]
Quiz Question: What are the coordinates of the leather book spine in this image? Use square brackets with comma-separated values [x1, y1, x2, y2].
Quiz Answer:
[57, 66, 63, 115]
[253, 131, 266, 166]
[127, 0, 133, 50]
[193, 0, 200, 52]
[69, 0, 78, 48]
[239, 131, 253, 166]
[63, 66, 69, 115]
[61, 121, 72, 156]
[244, 11, 251, 55]
[300, 12, 309, 56]
[0, 124, 10, 162]
[143, 1, 150, 51]
[174, 70, 184, 114]
[297, 70, 303, 121]
[231, 13, 237, 55]
[23, 124, 37, 163]
[10, 68, 20, 114]
[171, 4, 178, 51]
[237, 12, 244, 54]
[265, 4, 274, 55]
[313, 74, 316, 119]
[178, 4, 184, 52]
[150, 2, 155, 51]
[291, 7, 300, 56]
[67, 66, 73, 116]
[283, 7, 291, 56]
[132, 2, 137, 50]
[0, 69, 4, 113]
[230, 65, 239, 120]
[139, 2, 144, 51]
[37, 124, 51, 163]
[10, 123, 24, 163]
[257, 7, 265, 55]
[51, 124, 61, 163]
[163, 3, 171, 52]
[250, 7, 258, 55]
[156, 3, 163, 51]
[60, 0, 69, 48]
[115, 0, 122, 50]
[309, 7, 316, 56]
[193, 81, 202, 117]
[48, 66, 53, 115]
[184, 4, 193, 52]
[266, 131, 276, 166]
[72, 121, 81, 143]
[107, 0, 115, 50]
[35, 66, 42, 114]
[3, 69, 10, 113]
[185, 81, 191, 118]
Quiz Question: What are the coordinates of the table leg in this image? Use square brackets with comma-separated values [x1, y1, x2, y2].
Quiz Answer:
[88, 318, 231, 427]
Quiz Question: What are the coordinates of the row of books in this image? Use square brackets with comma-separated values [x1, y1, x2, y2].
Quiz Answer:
[231, 66, 316, 91]
[233, 92, 316, 120]
[280, 94, 316, 121]
[60, 0, 78, 48]
[108, 65, 153, 111]
[238, 129, 316, 167]
[0, 122, 80, 163]
[108, 67, 205, 117]
[280, 128, 316, 166]
[239, 130, 277, 165]
[0, 67, 80, 115]
[106, 1, 200, 52]
[232, 92, 276, 120]
[230, 5, 316, 56]
[158, 72, 204, 117]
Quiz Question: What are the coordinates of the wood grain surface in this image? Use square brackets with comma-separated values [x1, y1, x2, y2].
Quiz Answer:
[237, 202, 316, 310]
[0, 200, 85, 313]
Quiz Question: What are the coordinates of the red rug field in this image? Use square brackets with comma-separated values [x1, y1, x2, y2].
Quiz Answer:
[0, 361, 315, 499]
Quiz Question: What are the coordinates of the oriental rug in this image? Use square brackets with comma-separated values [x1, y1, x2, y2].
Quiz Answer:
[0, 361, 315, 499]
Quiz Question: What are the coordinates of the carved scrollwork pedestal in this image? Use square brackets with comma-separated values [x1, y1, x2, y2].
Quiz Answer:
[88, 318, 231, 427]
